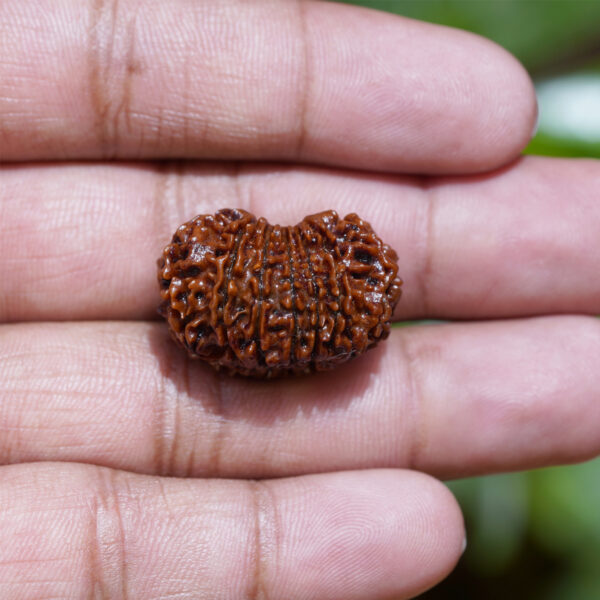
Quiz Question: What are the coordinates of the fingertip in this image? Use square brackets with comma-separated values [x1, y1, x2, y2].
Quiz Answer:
[464, 37, 538, 173]
[273, 469, 465, 599]
[303, 4, 538, 175]
[413, 26, 538, 174]
[393, 470, 466, 595]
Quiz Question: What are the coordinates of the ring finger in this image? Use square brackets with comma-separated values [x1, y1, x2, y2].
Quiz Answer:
[1, 316, 598, 479]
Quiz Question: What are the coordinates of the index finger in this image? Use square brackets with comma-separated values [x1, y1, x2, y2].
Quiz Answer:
[0, 0, 536, 173]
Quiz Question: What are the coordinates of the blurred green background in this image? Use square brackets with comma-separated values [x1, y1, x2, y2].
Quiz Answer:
[338, 1, 600, 598]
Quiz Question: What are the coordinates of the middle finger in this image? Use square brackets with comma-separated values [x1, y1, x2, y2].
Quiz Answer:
[1, 156, 599, 322]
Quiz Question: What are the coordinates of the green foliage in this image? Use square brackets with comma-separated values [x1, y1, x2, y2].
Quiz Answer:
[526, 130, 600, 160]
[428, 461, 600, 599]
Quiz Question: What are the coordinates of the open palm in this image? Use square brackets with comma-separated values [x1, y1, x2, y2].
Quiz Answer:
[1, 1, 599, 598]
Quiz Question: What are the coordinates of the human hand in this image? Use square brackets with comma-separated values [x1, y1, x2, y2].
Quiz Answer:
[1, 1, 599, 598]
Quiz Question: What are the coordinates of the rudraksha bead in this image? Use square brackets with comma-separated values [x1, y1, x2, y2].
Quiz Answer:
[157, 209, 402, 377]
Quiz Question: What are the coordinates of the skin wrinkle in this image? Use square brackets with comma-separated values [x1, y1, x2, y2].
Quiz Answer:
[153, 160, 188, 245]
[176, 356, 191, 476]
[182, 53, 191, 155]
[184, 422, 198, 479]
[124, 14, 139, 134]
[152, 338, 183, 477]
[265, 481, 281, 590]
[174, 160, 186, 221]
[88, 0, 116, 157]
[232, 160, 248, 212]
[294, 0, 310, 160]
[87, 0, 144, 159]
[152, 162, 171, 252]
[156, 105, 165, 151]
[135, 122, 146, 158]
[248, 481, 274, 600]
[156, 477, 175, 521]
[0, 107, 7, 144]
[397, 332, 427, 472]
[0, 428, 11, 466]
[244, 166, 262, 221]
[111, 9, 141, 142]
[109, 468, 129, 600]
[163, 349, 183, 478]
[179, 1, 210, 157]
[159, 160, 187, 232]
[415, 176, 437, 317]
[0, 394, 19, 465]
[11, 405, 30, 466]
[151, 353, 167, 475]
[88, 0, 106, 153]
[204, 347, 228, 477]
[109, 0, 119, 60]
[87, 494, 105, 600]
[169, 372, 181, 476]
[87, 468, 129, 600]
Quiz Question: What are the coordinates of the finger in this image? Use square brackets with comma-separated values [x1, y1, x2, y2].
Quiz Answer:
[1, 156, 599, 322]
[0, 464, 463, 600]
[0, 0, 535, 171]
[0, 317, 598, 479]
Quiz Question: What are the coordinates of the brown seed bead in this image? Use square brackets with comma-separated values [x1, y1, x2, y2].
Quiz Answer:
[157, 209, 402, 378]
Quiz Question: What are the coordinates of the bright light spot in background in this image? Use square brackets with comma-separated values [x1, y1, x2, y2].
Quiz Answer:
[536, 74, 600, 142]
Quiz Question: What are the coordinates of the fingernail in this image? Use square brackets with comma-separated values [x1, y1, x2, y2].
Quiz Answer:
[461, 534, 468, 555]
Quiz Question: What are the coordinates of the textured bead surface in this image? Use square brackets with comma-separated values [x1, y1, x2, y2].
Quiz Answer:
[157, 209, 402, 377]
